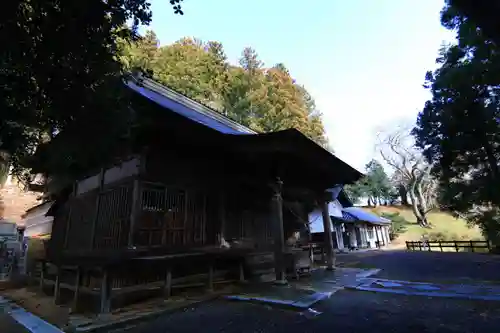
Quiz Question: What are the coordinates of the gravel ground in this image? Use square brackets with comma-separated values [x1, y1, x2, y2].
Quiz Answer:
[114, 251, 500, 333]
[123, 290, 500, 333]
[337, 250, 500, 282]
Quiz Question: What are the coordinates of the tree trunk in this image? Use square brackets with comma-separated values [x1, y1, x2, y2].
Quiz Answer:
[483, 142, 500, 205]
[416, 182, 429, 226]
[398, 184, 408, 206]
[484, 142, 500, 180]
[408, 181, 428, 227]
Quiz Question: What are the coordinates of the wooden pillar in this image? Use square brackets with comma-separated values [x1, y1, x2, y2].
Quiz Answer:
[207, 262, 214, 292]
[321, 194, 335, 270]
[90, 169, 105, 250]
[239, 260, 245, 282]
[335, 225, 344, 251]
[305, 222, 314, 262]
[271, 178, 287, 285]
[385, 226, 391, 244]
[128, 179, 141, 247]
[39, 261, 46, 290]
[100, 269, 111, 314]
[53, 267, 61, 305]
[378, 226, 383, 246]
[375, 225, 381, 248]
[218, 192, 226, 246]
[164, 266, 172, 298]
[63, 183, 77, 249]
[73, 267, 82, 310]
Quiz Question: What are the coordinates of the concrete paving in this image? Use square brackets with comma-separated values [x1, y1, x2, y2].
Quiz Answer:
[224, 267, 380, 310]
[351, 277, 500, 301]
[0, 296, 63, 333]
[0, 313, 31, 333]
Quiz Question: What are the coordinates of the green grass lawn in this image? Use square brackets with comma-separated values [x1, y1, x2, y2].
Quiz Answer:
[365, 206, 484, 245]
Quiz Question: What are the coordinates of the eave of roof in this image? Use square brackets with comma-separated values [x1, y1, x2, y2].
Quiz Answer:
[224, 128, 364, 185]
[126, 75, 363, 187]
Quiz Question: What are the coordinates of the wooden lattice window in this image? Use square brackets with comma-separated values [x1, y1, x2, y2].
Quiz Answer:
[135, 183, 206, 248]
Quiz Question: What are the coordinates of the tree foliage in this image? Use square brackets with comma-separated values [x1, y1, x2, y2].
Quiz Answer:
[344, 159, 395, 206]
[120, 34, 329, 146]
[413, 1, 500, 240]
[1, 1, 328, 187]
[1, 1, 166, 183]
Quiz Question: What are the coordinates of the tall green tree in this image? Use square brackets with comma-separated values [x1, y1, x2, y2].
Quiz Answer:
[413, 1, 500, 241]
[1, 1, 186, 183]
[223, 48, 268, 125]
[119, 30, 160, 74]
[343, 182, 366, 205]
[205, 41, 231, 111]
[239, 47, 263, 73]
[344, 159, 394, 206]
[363, 160, 393, 206]
[153, 38, 215, 104]
[123, 35, 329, 147]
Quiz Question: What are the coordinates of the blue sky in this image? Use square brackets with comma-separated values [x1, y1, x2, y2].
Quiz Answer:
[144, 0, 454, 171]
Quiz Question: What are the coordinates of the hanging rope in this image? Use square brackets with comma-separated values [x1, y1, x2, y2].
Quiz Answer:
[282, 200, 320, 226]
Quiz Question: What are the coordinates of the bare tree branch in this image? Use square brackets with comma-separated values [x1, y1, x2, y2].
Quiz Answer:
[377, 126, 437, 227]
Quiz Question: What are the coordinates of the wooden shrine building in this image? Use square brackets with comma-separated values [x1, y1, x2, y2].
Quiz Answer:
[32, 74, 363, 313]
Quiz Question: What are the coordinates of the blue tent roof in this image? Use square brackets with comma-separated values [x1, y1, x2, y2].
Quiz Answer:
[342, 207, 391, 224]
[309, 206, 390, 233]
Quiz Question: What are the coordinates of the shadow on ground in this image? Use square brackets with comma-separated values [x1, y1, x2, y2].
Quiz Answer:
[337, 250, 500, 283]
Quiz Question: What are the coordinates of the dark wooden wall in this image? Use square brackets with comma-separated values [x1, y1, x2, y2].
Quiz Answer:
[49, 146, 299, 259]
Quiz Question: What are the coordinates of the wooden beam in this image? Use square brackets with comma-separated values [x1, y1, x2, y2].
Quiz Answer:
[271, 178, 287, 285]
[128, 179, 141, 247]
[90, 169, 105, 250]
[321, 194, 335, 270]
[30, 278, 99, 295]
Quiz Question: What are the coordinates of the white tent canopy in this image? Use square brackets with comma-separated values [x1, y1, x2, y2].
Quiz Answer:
[308, 200, 343, 233]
